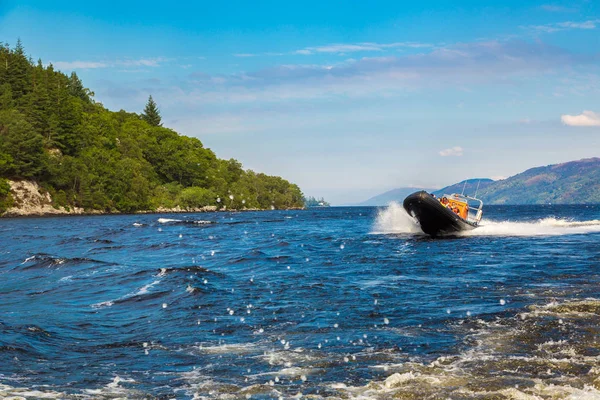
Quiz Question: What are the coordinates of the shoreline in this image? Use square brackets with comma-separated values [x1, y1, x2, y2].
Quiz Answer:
[0, 206, 306, 219]
[0, 180, 305, 219]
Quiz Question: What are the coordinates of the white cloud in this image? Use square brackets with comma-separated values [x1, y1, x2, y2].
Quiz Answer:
[561, 110, 600, 126]
[294, 41, 433, 55]
[53, 61, 108, 69]
[539, 5, 577, 12]
[526, 19, 600, 33]
[558, 20, 598, 29]
[99, 40, 594, 107]
[439, 146, 464, 157]
[51, 57, 169, 70]
[120, 57, 169, 67]
[233, 53, 256, 57]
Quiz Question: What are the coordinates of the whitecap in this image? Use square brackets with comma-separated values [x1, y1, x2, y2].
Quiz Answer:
[91, 300, 114, 309]
[157, 218, 182, 224]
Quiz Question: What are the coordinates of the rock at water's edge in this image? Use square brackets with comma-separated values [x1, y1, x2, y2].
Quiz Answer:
[3, 180, 88, 217]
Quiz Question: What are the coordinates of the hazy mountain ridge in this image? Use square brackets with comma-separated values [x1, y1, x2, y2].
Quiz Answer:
[362, 158, 600, 205]
[432, 179, 494, 199]
[357, 187, 435, 206]
[476, 158, 600, 205]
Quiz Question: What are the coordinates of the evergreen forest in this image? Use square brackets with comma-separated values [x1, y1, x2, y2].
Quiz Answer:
[0, 40, 305, 213]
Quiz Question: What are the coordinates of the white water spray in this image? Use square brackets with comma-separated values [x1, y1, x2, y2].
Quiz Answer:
[372, 202, 422, 234]
[373, 203, 600, 237]
[461, 218, 600, 237]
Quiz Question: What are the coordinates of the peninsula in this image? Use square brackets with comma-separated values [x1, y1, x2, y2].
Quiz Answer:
[0, 41, 304, 216]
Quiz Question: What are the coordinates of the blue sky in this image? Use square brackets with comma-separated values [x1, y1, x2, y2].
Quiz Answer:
[1, 0, 599, 204]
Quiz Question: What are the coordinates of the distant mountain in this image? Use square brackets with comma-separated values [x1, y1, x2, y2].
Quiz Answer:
[357, 187, 434, 206]
[432, 179, 494, 198]
[476, 158, 600, 205]
[360, 158, 600, 206]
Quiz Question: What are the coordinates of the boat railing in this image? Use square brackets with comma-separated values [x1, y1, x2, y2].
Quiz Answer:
[446, 193, 483, 224]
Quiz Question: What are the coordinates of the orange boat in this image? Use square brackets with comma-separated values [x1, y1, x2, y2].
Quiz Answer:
[403, 191, 483, 236]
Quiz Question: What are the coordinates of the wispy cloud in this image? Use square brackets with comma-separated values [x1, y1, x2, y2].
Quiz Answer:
[561, 110, 600, 126]
[439, 146, 464, 157]
[293, 41, 433, 55]
[539, 4, 577, 13]
[120, 57, 170, 67]
[232, 41, 433, 58]
[100, 40, 596, 108]
[225, 40, 589, 91]
[526, 19, 600, 33]
[52, 57, 170, 70]
[53, 61, 108, 69]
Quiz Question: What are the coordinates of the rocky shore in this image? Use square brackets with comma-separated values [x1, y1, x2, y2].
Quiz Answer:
[1, 180, 291, 218]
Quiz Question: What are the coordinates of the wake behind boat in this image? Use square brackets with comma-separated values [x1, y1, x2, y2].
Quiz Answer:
[403, 191, 483, 236]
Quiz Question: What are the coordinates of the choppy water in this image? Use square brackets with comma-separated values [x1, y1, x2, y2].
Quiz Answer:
[1, 204, 600, 399]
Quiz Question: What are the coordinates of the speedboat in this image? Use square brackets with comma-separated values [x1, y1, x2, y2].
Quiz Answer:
[403, 191, 483, 236]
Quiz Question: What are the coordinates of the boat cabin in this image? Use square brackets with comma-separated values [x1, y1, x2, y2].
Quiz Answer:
[439, 193, 483, 224]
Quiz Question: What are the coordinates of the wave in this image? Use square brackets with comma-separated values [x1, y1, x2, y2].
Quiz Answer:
[11, 298, 600, 398]
[307, 298, 600, 399]
[462, 217, 600, 237]
[372, 203, 600, 237]
[19, 254, 115, 270]
[157, 218, 214, 225]
[158, 265, 223, 276]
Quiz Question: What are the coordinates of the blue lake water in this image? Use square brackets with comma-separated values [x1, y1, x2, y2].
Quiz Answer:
[1, 204, 600, 399]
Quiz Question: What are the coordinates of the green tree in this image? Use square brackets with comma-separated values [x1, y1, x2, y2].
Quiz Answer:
[8, 39, 31, 102]
[0, 83, 13, 110]
[54, 83, 83, 154]
[0, 109, 47, 178]
[141, 95, 162, 127]
[68, 72, 89, 102]
[177, 186, 216, 209]
[0, 177, 13, 213]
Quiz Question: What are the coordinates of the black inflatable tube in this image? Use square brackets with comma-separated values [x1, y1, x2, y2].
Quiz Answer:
[403, 191, 477, 236]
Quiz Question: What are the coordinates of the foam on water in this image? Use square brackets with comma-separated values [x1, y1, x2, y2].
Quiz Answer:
[0, 383, 65, 399]
[373, 202, 600, 237]
[135, 279, 161, 295]
[371, 202, 422, 234]
[157, 218, 183, 224]
[157, 217, 214, 225]
[301, 298, 600, 399]
[462, 217, 600, 237]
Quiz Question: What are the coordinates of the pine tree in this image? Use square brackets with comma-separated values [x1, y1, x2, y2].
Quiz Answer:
[55, 81, 82, 154]
[27, 59, 50, 137]
[0, 109, 46, 178]
[9, 39, 31, 101]
[141, 95, 162, 127]
[68, 72, 88, 102]
[0, 44, 9, 87]
[0, 84, 13, 110]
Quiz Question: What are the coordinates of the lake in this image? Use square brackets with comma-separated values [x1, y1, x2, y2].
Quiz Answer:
[1, 204, 600, 399]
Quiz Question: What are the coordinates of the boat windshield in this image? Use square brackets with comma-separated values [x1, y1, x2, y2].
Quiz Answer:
[443, 193, 484, 224]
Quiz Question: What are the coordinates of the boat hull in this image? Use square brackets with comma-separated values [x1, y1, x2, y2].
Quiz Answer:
[403, 191, 477, 236]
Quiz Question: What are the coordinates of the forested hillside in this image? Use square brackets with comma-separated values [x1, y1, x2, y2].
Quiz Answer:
[476, 158, 600, 204]
[0, 40, 304, 214]
[432, 159, 600, 204]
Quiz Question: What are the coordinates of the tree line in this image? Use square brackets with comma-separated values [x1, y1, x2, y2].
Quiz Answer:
[0, 40, 305, 213]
